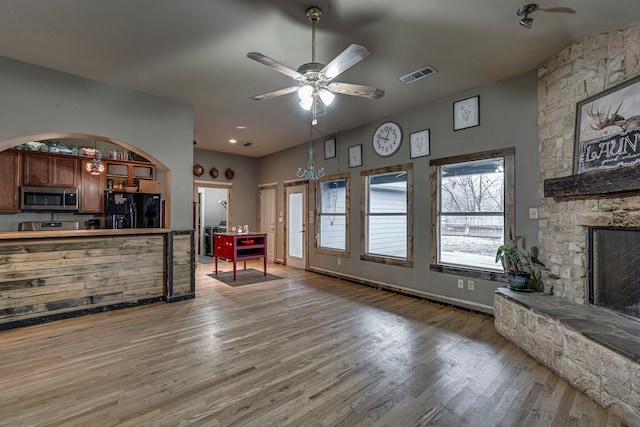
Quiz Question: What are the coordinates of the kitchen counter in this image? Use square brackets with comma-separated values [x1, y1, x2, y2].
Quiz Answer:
[0, 228, 194, 330]
[0, 228, 170, 240]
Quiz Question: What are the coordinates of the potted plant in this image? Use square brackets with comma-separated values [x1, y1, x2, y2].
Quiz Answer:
[496, 229, 548, 291]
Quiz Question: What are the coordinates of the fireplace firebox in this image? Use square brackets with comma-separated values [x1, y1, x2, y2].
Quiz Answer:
[588, 226, 640, 320]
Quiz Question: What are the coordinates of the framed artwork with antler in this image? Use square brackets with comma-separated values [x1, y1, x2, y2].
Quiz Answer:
[574, 75, 640, 173]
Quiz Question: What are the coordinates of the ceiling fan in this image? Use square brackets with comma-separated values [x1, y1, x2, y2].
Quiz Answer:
[247, 6, 384, 122]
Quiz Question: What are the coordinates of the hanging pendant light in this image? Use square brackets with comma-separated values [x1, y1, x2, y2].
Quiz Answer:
[85, 140, 105, 175]
[296, 124, 325, 180]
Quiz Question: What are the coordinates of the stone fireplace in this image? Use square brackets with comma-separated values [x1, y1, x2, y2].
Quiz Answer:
[494, 22, 640, 426]
[589, 226, 640, 320]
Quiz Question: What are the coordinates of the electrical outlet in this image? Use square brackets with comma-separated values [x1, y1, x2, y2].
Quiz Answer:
[529, 207, 538, 219]
[337, 257, 341, 266]
[468, 280, 475, 291]
[457, 279, 464, 289]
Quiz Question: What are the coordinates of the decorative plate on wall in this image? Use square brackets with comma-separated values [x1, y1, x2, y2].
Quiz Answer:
[193, 164, 204, 176]
[225, 168, 235, 180]
[209, 167, 219, 178]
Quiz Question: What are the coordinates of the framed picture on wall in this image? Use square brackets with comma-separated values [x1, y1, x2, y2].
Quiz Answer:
[348, 144, 362, 168]
[324, 137, 336, 159]
[453, 95, 480, 131]
[573, 74, 640, 173]
[410, 129, 430, 158]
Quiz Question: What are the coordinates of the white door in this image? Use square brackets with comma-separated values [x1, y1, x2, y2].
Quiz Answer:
[286, 184, 307, 269]
[259, 187, 276, 262]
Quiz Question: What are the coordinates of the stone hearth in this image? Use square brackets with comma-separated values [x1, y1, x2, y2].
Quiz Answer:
[494, 289, 640, 425]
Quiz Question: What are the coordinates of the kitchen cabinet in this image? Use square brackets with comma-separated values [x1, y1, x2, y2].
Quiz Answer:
[0, 149, 21, 212]
[78, 159, 106, 213]
[214, 233, 267, 281]
[23, 151, 78, 188]
[105, 160, 155, 191]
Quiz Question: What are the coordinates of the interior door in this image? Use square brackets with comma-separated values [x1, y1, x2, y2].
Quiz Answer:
[259, 187, 276, 262]
[286, 184, 307, 269]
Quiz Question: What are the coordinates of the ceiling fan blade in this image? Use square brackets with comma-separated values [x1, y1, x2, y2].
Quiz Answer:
[246, 52, 301, 79]
[321, 44, 369, 80]
[327, 82, 385, 99]
[249, 86, 299, 101]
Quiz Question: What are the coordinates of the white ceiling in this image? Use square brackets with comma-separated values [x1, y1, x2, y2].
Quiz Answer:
[1, 1, 639, 157]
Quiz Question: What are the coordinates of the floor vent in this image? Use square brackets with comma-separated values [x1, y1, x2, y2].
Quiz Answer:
[399, 66, 437, 84]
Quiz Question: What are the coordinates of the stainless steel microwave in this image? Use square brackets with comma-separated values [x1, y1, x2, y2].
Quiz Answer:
[20, 186, 79, 211]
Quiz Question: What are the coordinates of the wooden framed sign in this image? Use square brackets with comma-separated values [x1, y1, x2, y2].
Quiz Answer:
[574, 75, 640, 173]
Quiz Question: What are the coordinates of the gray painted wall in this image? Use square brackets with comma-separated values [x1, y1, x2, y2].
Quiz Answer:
[193, 148, 259, 231]
[258, 71, 540, 310]
[0, 57, 193, 230]
[203, 188, 227, 227]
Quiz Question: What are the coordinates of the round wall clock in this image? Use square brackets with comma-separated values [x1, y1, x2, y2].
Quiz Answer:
[372, 121, 402, 156]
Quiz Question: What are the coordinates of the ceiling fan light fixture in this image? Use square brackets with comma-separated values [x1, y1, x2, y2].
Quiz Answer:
[319, 88, 335, 106]
[299, 98, 313, 111]
[298, 85, 313, 100]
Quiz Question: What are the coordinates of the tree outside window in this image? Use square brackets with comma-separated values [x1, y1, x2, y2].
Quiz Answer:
[430, 148, 514, 276]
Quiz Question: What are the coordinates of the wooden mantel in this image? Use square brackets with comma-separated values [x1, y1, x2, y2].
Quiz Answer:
[544, 163, 640, 200]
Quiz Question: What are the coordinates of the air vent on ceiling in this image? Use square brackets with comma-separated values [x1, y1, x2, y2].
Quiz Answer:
[243, 142, 252, 147]
[398, 66, 437, 84]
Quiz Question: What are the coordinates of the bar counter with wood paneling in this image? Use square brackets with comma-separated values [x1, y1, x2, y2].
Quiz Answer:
[0, 228, 195, 330]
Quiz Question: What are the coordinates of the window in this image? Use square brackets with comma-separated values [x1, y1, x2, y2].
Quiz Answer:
[316, 174, 349, 255]
[430, 148, 514, 276]
[361, 164, 413, 267]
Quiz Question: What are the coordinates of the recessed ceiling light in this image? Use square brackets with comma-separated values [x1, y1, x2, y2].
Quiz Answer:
[236, 126, 247, 129]
[229, 139, 237, 144]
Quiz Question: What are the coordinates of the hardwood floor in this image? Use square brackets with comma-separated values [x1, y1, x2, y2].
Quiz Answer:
[0, 260, 625, 426]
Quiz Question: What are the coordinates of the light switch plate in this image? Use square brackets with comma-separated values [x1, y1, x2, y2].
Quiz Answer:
[529, 208, 538, 219]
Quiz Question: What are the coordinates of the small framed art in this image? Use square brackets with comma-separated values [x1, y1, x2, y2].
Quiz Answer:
[348, 144, 362, 168]
[453, 95, 479, 131]
[324, 137, 336, 159]
[410, 129, 430, 158]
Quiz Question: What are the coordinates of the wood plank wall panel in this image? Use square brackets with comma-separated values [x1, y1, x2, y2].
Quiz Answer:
[0, 235, 165, 325]
[169, 231, 195, 298]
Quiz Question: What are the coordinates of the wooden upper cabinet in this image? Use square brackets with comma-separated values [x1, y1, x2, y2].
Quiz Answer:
[52, 156, 77, 187]
[23, 151, 78, 187]
[78, 159, 106, 213]
[22, 152, 50, 186]
[0, 150, 21, 212]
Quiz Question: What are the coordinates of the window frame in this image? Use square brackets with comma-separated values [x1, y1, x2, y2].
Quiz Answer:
[429, 148, 514, 281]
[315, 173, 350, 257]
[360, 163, 414, 268]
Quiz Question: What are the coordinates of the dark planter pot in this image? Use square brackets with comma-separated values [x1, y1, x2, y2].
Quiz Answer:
[506, 271, 531, 289]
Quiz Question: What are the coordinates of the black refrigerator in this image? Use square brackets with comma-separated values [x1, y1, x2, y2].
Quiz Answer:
[106, 192, 161, 229]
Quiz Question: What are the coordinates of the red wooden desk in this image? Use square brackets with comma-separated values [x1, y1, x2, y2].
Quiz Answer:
[214, 232, 267, 281]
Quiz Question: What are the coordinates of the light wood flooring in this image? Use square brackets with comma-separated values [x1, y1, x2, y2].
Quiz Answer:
[0, 260, 625, 426]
